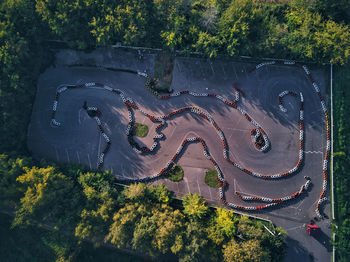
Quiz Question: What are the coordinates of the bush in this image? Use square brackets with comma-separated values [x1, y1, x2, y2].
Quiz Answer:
[133, 123, 149, 137]
[205, 169, 221, 188]
[167, 164, 184, 182]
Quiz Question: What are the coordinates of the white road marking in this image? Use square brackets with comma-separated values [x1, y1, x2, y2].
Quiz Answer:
[221, 64, 227, 78]
[87, 153, 92, 169]
[169, 126, 177, 138]
[296, 198, 305, 209]
[176, 60, 182, 73]
[76, 151, 81, 163]
[196, 179, 201, 195]
[289, 101, 295, 110]
[55, 147, 59, 161]
[184, 177, 191, 193]
[97, 133, 102, 159]
[78, 108, 83, 125]
[304, 151, 323, 154]
[66, 149, 70, 162]
[222, 127, 248, 131]
[208, 187, 214, 200]
[232, 64, 238, 79]
[209, 62, 215, 75]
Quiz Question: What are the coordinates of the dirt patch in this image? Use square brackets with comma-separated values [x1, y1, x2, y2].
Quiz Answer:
[154, 51, 174, 92]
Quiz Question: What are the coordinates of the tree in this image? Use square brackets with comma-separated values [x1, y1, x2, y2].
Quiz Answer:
[314, 20, 350, 65]
[178, 221, 209, 262]
[207, 208, 238, 245]
[283, 5, 350, 64]
[132, 205, 185, 256]
[0, 154, 32, 207]
[223, 239, 270, 262]
[35, 0, 96, 49]
[237, 216, 263, 240]
[13, 166, 80, 228]
[122, 183, 172, 204]
[261, 226, 287, 262]
[182, 193, 209, 221]
[0, 0, 52, 154]
[291, 0, 350, 21]
[75, 171, 118, 241]
[148, 184, 172, 204]
[90, 0, 157, 47]
[336, 218, 350, 261]
[105, 203, 149, 248]
[193, 31, 222, 57]
[217, 0, 265, 56]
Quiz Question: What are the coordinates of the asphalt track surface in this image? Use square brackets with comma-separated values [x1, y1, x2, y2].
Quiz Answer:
[28, 49, 331, 262]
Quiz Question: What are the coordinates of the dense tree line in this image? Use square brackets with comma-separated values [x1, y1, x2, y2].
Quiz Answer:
[0, 154, 287, 262]
[333, 64, 350, 262]
[32, 0, 350, 64]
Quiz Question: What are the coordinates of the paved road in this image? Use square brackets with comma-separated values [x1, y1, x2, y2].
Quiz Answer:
[28, 49, 331, 262]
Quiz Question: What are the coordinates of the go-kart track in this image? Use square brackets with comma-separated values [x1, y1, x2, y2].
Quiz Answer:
[28, 50, 331, 261]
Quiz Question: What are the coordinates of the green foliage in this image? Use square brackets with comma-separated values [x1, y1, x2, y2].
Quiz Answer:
[167, 164, 184, 182]
[177, 220, 209, 262]
[335, 218, 350, 259]
[105, 202, 147, 249]
[75, 171, 118, 241]
[0, 213, 144, 262]
[261, 226, 287, 262]
[333, 64, 350, 262]
[299, 0, 350, 21]
[0, 213, 58, 261]
[0, 0, 52, 154]
[283, 6, 350, 65]
[237, 215, 263, 240]
[35, 0, 95, 49]
[207, 208, 238, 245]
[0, 154, 33, 207]
[13, 166, 81, 228]
[182, 193, 209, 221]
[133, 122, 149, 137]
[0, 154, 286, 261]
[132, 205, 185, 256]
[92, 0, 158, 47]
[204, 169, 221, 188]
[122, 183, 172, 204]
[223, 238, 270, 262]
[218, 0, 265, 56]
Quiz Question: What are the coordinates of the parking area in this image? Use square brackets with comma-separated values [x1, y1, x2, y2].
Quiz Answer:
[28, 49, 331, 262]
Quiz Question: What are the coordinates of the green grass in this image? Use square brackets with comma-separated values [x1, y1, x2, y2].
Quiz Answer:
[205, 169, 221, 188]
[167, 164, 184, 182]
[133, 123, 149, 137]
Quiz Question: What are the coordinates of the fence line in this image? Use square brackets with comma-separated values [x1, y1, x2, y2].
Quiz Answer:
[330, 63, 336, 262]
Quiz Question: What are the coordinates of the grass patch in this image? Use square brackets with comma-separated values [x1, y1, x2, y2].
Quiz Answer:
[133, 123, 149, 137]
[205, 169, 221, 188]
[167, 164, 184, 182]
